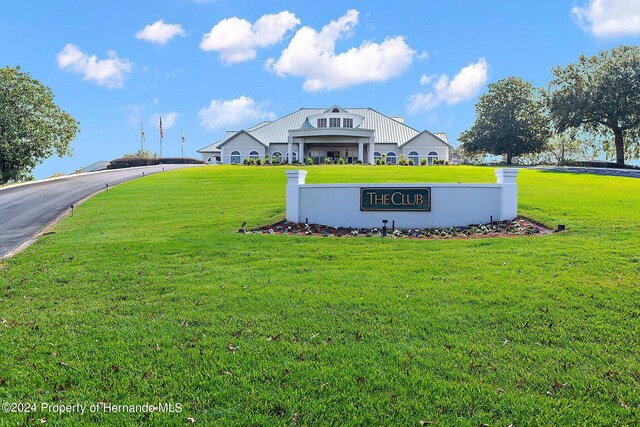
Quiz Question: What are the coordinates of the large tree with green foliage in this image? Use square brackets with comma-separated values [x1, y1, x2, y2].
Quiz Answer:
[0, 66, 79, 183]
[459, 77, 550, 165]
[547, 45, 640, 165]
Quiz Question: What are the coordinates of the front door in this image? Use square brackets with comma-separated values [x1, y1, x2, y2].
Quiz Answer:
[327, 151, 340, 162]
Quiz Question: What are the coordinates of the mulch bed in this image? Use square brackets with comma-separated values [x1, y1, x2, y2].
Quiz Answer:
[244, 217, 556, 240]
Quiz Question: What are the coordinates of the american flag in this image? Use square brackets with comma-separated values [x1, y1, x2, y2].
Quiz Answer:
[159, 117, 164, 139]
[141, 124, 145, 141]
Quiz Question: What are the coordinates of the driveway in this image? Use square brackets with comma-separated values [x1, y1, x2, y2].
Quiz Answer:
[0, 164, 201, 259]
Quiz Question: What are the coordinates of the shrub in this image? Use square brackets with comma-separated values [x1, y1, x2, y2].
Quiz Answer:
[399, 154, 407, 166]
[420, 158, 428, 166]
[243, 158, 250, 165]
[338, 157, 345, 165]
[376, 159, 382, 165]
[356, 160, 363, 164]
[248, 158, 256, 166]
[381, 154, 387, 165]
[305, 157, 314, 165]
[265, 154, 270, 163]
[324, 157, 332, 165]
[256, 158, 263, 166]
[408, 159, 414, 166]
[272, 159, 280, 165]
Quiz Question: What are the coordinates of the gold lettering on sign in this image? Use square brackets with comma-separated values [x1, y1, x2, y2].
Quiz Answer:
[360, 187, 431, 211]
[391, 192, 402, 205]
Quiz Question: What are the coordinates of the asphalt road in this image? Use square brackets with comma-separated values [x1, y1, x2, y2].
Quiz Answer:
[0, 164, 201, 259]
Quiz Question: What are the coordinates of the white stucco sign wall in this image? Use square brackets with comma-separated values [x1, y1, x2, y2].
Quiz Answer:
[285, 169, 519, 228]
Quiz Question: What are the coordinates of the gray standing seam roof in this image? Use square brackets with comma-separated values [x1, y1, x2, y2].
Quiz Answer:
[199, 108, 448, 152]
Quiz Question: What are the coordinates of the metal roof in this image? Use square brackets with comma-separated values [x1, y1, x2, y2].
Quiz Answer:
[247, 108, 421, 145]
[199, 107, 448, 151]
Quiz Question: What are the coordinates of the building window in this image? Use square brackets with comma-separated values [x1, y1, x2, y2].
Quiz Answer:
[408, 151, 419, 165]
[332, 108, 340, 113]
[230, 151, 241, 164]
[343, 118, 353, 128]
[317, 118, 327, 128]
[249, 151, 260, 161]
[286, 151, 298, 163]
[271, 151, 282, 163]
[374, 151, 382, 163]
[329, 117, 340, 127]
[427, 151, 439, 165]
[386, 152, 397, 165]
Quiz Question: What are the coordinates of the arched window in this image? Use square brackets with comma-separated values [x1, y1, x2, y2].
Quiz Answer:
[408, 151, 419, 165]
[374, 151, 382, 163]
[286, 151, 298, 163]
[249, 151, 260, 161]
[207, 157, 212, 163]
[271, 151, 282, 162]
[230, 151, 241, 164]
[332, 108, 340, 113]
[386, 152, 397, 165]
[427, 151, 439, 165]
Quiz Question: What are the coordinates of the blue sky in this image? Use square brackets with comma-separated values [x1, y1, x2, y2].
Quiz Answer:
[1, 0, 639, 178]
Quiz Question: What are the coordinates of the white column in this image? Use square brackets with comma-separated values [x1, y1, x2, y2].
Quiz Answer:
[287, 141, 293, 165]
[357, 141, 364, 163]
[369, 139, 375, 165]
[285, 170, 307, 223]
[299, 142, 305, 163]
[495, 168, 519, 220]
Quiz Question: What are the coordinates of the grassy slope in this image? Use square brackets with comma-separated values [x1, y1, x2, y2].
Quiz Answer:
[1, 165, 639, 426]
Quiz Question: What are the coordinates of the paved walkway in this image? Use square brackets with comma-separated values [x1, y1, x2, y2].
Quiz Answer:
[0, 164, 201, 259]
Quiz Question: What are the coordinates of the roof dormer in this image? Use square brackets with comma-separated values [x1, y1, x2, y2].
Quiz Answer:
[324, 105, 348, 114]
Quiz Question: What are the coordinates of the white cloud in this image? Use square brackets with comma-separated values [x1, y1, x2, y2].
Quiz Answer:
[200, 11, 300, 64]
[572, 0, 640, 37]
[57, 43, 132, 89]
[419, 74, 432, 86]
[136, 19, 186, 45]
[198, 96, 276, 130]
[150, 112, 179, 130]
[407, 58, 488, 114]
[267, 9, 415, 91]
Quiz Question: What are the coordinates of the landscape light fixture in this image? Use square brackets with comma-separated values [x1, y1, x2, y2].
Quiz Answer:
[382, 219, 388, 237]
[105, 184, 109, 191]
[70, 204, 74, 216]
[557, 224, 566, 232]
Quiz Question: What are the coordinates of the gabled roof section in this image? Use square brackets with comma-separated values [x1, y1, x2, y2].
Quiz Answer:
[324, 105, 348, 113]
[434, 133, 449, 144]
[400, 130, 453, 148]
[216, 130, 267, 148]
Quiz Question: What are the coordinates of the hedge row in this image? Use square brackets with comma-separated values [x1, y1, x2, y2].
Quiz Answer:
[107, 157, 205, 169]
[559, 160, 640, 170]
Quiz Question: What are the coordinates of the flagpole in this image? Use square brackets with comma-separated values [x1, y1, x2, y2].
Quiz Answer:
[140, 123, 144, 151]
[181, 129, 185, 158]
[159, 116, 163, 158]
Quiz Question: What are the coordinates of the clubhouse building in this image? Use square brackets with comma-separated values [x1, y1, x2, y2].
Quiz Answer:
[198, 106, 451, 165]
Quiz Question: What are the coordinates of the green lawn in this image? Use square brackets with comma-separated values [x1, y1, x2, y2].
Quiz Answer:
[1, 165, 639, 426]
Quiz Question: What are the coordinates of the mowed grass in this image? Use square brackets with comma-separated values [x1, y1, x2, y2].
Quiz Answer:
[1, 165, 639, 426]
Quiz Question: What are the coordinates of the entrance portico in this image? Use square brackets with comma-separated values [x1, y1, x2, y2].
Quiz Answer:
[287, 128, 375, 164]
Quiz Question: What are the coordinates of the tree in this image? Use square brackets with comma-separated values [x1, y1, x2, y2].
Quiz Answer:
[547, 45, 640, 165]
[459, 77, 550, 165]
[0, 66, 79, 183]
